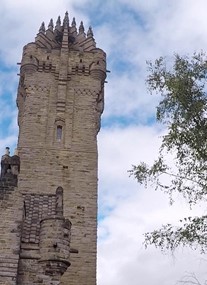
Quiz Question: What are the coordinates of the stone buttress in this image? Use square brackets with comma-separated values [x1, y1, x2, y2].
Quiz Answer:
[0, 148, 21, 285]
[0, 11, 107, 285]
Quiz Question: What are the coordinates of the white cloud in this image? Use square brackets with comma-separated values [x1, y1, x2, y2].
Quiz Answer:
[98, 124, 207, 285]
[98, 188, 207, 285]
[0, 0, 90, 65]
[94, 0, 207, 121]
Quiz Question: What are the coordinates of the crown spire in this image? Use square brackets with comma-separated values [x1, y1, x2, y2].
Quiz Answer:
[48, 19, 54, 31]
[61, 12, 69, 49]
[36, 13, 97, 51]
[55, 16, 62, 33]
[79, 21, 85, 34]
[87, 26, 93, 38]
[39, 22, 45, 33]
[63, 11, 69, 28]
[56, 16, 61, 26]
[72, 17, 76, 27]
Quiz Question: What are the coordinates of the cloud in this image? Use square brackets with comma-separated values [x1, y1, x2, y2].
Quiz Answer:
[98, 123, 207, 284]
[98, 186, 207, 285]
[93, 0, 207, 122]
[0, 0, 90, 65]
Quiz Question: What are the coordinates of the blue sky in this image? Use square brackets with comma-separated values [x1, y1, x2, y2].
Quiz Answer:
[1, 1, 207, 284]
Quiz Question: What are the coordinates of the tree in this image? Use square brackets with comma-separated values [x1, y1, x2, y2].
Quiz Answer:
[130, 52, 207, 253]
[179, 273, 207, 285]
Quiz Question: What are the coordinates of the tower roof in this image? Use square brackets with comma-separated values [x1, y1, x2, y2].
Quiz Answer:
[35, 12, 96, 52]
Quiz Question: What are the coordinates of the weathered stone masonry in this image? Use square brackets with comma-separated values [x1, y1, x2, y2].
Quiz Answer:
[0, 12, 106, 285]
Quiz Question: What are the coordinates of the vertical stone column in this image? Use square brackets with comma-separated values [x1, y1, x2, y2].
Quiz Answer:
[39, 217, 71, 280]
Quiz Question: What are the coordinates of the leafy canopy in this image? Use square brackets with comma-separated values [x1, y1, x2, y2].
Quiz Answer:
[130, 52, 207, 252]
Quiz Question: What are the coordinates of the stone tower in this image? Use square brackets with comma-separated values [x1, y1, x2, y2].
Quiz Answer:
[0, 12, 106, 285]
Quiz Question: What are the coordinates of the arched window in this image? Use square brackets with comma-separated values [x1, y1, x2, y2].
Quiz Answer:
[56, 125, 62, 141]
[54, 117, 65, 145]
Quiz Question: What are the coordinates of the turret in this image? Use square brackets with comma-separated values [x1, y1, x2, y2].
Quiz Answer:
[90, 54, 107, 83]
[0, 147, 20, 179]
[0, 147, 20, 188]
[20, 44, 39, 74]
[39, 217, 71, 277]
[39, 187, 71, 278]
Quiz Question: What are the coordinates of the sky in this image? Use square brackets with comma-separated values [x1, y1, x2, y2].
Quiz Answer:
[1, 0, 207, 284]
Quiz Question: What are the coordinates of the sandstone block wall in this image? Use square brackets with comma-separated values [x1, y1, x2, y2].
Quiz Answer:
[0, 182, 23, 285]
[15, 12, 106, 285]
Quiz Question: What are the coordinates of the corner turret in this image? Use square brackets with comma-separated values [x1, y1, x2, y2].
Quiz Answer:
[0, 147, 20, 197]
[0, 147, 20, 181]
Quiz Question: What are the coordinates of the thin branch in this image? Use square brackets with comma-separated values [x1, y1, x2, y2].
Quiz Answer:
[159, 171, 205, 188]
[178, 273, 202, 285]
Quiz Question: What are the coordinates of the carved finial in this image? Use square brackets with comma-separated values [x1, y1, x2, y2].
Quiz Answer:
[48, 18, 54, 31]
[79, 21, 85, 34]
[1, 148, 11, 178]
[39, 22, 46, 33]
[55, 16, 62, 33]
[87, 26, 93, 38]
[56, 16, 61, 26]
[63, 11, 69, 28]
[5, 147, 10, 156]
[72, 17, 76, 27]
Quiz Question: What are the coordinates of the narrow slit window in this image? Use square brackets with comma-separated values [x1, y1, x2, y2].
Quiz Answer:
[57, 125, 62, 141]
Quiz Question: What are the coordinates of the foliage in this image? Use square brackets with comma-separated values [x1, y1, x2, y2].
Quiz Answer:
[144, 216, 207, 253]
[130, 52, 207, 252]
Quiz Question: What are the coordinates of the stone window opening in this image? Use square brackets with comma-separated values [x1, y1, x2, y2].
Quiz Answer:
[56, 125, 63, 141]
[54, 118, 65, 146]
